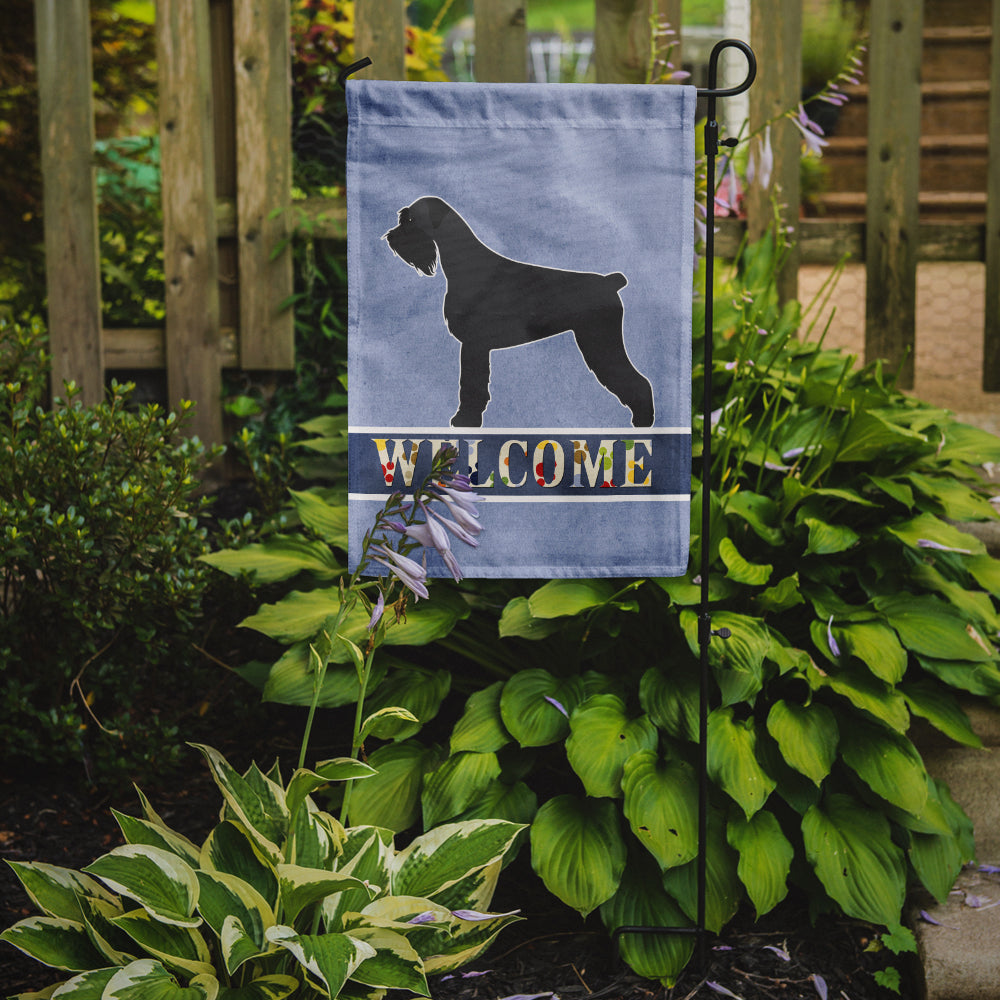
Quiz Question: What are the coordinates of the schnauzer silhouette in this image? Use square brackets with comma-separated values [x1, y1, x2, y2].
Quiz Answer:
[383, 196, 655, 428]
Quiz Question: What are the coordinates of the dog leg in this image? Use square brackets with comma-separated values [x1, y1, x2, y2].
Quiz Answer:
[573, 317, 655, 427]
[452, 343, 492, 427]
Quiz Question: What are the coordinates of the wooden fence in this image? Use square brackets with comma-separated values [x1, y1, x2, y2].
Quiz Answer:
[33, 0, 1000, 445]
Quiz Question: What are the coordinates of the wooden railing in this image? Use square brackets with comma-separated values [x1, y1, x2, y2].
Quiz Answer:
[32, 0, 1000, 444]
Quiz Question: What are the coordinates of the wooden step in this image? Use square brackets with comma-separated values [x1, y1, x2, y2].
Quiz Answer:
[922, 25, 992, 82]
[813, 190, 987, 222]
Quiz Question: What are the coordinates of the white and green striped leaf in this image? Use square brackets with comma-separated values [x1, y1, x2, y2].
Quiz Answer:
[199, 822, 278, 909]
[345, 926, 428, 994]
[47, 966, 118, 998]
[264, 926, 375, 997]
[112, 812, 201, 868]
[214, 975, 299, 1000]
[0, 916, 106, 971]
[285, 760, 375, 824]
[102, 959, 218, 1000]
[110, 908, 213, 978]
[277, 865, 375, 925]
[195, 870, 273, 970]
[5, 862, 117, 922]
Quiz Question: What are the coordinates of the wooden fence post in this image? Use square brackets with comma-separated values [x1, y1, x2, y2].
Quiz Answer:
[233, 0, 294, 369]
[34, 0, 104, 405]
[157, 0, 223, 445]
[865, 0, 923, 389]
[983, 0, 1000, 390]
[474, 0, 527, 82]
[594, 0, 653, 84]
[354, 0, 407, 81]
[746, 0, 801, 305]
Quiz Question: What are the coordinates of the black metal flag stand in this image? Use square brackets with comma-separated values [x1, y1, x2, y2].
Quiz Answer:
[339, 37, 758, 974]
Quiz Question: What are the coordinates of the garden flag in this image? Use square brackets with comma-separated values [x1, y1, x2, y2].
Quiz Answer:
[346, 80, 696, 578]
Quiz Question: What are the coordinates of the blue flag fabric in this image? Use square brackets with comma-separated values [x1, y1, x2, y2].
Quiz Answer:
[347, 80, 696, 578]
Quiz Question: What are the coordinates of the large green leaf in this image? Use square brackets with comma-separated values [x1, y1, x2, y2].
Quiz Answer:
[803, 517, 859, 556]
[200, 535, 341, 584]
[362, 666, 451, 741]
[621, 751, 698, 871]
[727, 811, 793, 918]
[802, 794, 906, 926]
[599, 853, 694, 987]
[807, 660, 910, 732]
[707, 708, 775, 818]
[885, 512, 985, 556]
[565, 695, 658, 798]
[906, 473, 998, 522]
[452, 779, 538, 827]
[527, 579, 616, 618]
[680, 610, 771, 706]
[0, 916, 107, 972]
[4, 862, 118, 923]
[874, 593, 995, 662]
[765, 700, 838, 786]
[724, 490, 784, 545]
[259, 643, 388, 709]
[421, 751, 502, 828]
[285, 759, 376, 823]
[450, 682, 511, 754]
[838, 718, 928, 817]
[499, 670, 584, 747]
[530, 795, 626, 917]
[216, 976, 299, 1000]
[497, 597, 564, 639]
[346, 740, 442, 832]
[718, 537, 772, 586]
[639, 664, 699, 743]
[755, 573, 805, 614]
[103, 959, 218, 1000]
[83, 846, 200, 928]
[916, 655, 1000, 697]
[265, 926, 374, 998]
[832, 621, 907, 684]
[288, 488, 349, 547]
[900, 680, 982, 748]
[835, 410, 927, 463]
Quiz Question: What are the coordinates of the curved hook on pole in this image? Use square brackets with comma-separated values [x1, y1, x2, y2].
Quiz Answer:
[696, 38, 756, 99]
[338, 56, 373, 90]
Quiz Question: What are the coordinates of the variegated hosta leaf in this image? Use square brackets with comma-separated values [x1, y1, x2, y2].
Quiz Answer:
[285, 760, 376, 823]
[424, 859, 501, 915]
[621, 751, 699, 871]
[347, 740, 442, 832]
[190, 745, 287, 863]
[765, 700, 838, 786]
[838, 718, 929, 817]
[599, 853, 694, 987]
[391, 820, 524, 901]
[200, 822, 278, 910]
[565, 695, 658, 798]
[499, 669, 585, 747]
[345, 926, 429, 995]
[4, 862, 118, 922]
[45, 966, 118, 997]
[110, 908, 214, 978]
[423, 907, 522, 975]
[802, 793, 906, 926]
[288, 802, 343, 870]
[450, 681, 511, 754]
[0, 916, 107, 971]
[78, 894, 136, 966]
[195, 871, 274, 974]
[265, 926, 375, 998]
[529, 795, 626, 917]
[214, 974, 299, 1000]
[83, 846, 200, 928]
[102, 958, 218, 999]
[323, 829, 393, 931]
[112, 811, 201, 868]
[707, 707, 776, 819]
[421, 751, 502, 829]
[727, 810, 793, 918]
[276, 865, 375, 925]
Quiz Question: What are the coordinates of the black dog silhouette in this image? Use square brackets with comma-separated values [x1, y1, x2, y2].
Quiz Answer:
[383, 196, 655, 428]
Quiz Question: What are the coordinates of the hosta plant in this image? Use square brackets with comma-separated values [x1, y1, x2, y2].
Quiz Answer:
[1, 744, 523, 999]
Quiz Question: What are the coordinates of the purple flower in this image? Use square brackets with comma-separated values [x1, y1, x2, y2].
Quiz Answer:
[407, 911, 438, 925]
[371, 544, 429, 600]
[917, 538, 973, 554]
[763, 944, 790, 961]
[544, 695, 569, 718]
[428, 504, 480, 547]
[706, 983, 742, 999]
[811, 974, 828, 1000]
[747, 125, 773, 190]
[827, 615, 841, 658]
[791, 104, 829, 156]
[451, 908, 520, 921]
[367, 591, 385, 631]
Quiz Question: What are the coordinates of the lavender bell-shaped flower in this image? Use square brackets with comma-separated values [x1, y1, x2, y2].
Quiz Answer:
[370, 543, 430, 600]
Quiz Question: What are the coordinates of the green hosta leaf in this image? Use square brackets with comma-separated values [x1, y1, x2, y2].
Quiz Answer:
[103, 959, 218, 1000]
[219, 915, 269, 980]
[901, 680, 982, 748]
[499, 670, 584, 747]
[639, 663, 698, 742]
[765, 700, 838, 786]
[874, 594, 995, 662]
[393, 819, 524, 900]
[661, 810, 741, 933]
[835, 410, 927, 463]
[803, 517, 859, 556]
[809, 661, 910, 732]
[497, 595, 564, 639]
[565, 695, 658, 798]
[111, 908, 214, 978]
[599, 853, 694, 987]
[718, 537, 772, 586]
[450, 682, 511, 754]
[421, 751, 502, 828]
[288, 488, 349, 547]
[265, 926, 375, 998]
[346, 926, 428, 994]
[707, 708, 776, 819]
[839, 718, 929, 817]
[83, 846, 200, 928]
[360, 706, 421, 742]
[802, 793, 906, 926]
[200, 535, 341, 583]
[527, 579, 616, 618]
[727, 811, 793, 918]
[347, 740, 442, 832]
[261, 643, 388, 709]
[911, 562, 1000, 633]
[216, 975, 299, 1000]
[5, 862, 118, 922]
[277, 865, 374, 925]
[909, 827, 965, 905]
[530, 795, 626, 917]
[112, 812, 201, 868]
[835, 621, 907, 684]
[655, 572, 737, 606]
[916, 655, 1000, 697]
[362, 667, 451, 740]
[967, 553, 1000, 597]
[453, 779, 538, 827]
[621, 751, 698, 871]
[200, 822, 278, 910]
[724, 490, 784, 545]
[907, 472, 998, 522]
[190, 746, 287, 862]
[755, 573, 804, 614]
[0, 916, 106, 971]
[76, 894, 135, 966]
[886, 512, 985, 556]
[866, 474, 914, 509]
[195, 871, 273, 974]
[680, 610, 770, 706]
[935, 421, 1000, 464]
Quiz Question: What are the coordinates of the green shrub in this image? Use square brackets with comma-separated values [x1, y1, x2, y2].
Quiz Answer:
[0, 317, 220, 783]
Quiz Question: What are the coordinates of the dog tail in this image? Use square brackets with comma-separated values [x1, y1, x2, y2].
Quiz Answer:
[604, 272, 628, 292]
